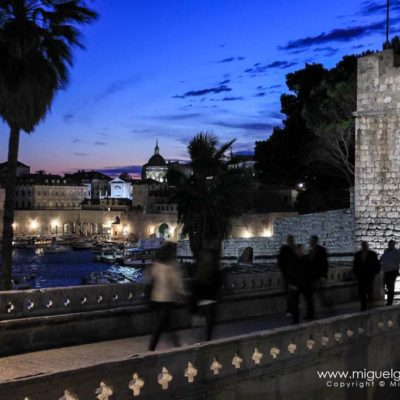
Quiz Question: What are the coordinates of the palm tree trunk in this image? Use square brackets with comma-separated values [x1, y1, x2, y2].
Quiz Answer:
[1, 125, 20, 290]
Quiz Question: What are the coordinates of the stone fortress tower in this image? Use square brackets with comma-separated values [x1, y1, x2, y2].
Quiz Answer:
[355, 49, 400, 254]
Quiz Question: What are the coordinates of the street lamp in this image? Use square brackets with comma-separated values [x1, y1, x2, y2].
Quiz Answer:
[51, 219, 60, 235]
[29, 220, 40, 235]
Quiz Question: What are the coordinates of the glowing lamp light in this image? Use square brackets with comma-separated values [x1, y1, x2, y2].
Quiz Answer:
[12, 222, 17, 229]
[29, 220, 39, 230]
[51, 219, 60, 228]
[241, 229, 252, 239]
[262, 228, 273, 237]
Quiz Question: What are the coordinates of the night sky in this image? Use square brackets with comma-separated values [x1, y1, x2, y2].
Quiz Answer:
[0, 0, 398, 177]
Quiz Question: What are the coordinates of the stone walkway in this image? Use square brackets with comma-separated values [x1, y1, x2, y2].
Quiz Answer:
[0, 300, 388, 383]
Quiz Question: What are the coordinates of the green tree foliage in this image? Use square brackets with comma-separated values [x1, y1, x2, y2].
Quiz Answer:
[170, 132, 249, 263]
[255, 64, 326, 186]
[302, 55, 357, 185]
[386, 35, 400, 54]
[255, 55, 359, 213]
[0, 1, 97, 289]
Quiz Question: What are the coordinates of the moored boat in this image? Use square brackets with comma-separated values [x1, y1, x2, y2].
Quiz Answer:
[43, 245, 71, 254]
[71, 239, 94, 250]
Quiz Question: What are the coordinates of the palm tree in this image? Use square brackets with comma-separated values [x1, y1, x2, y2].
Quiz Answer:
[171, 132, 249, 265]
[0, 1, 97, 289]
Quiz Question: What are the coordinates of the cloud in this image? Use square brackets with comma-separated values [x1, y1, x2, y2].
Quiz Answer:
[157, 113, 203, 120]
[93, 76, 140, 103]
[98, 165, 143, 178]
[174, 84, 232, 98]
[63, 113, 74, 124]
[233, 145, 255, 155]
[218, 79, 231, 85]
[312, 46, 339, 56]
[265, 111, 284, 119]
[74, 152, 89, 156]
[358, 0, 400, 16]
[279, 20, 386, 50]
[97, 132, 113, 137]
[216, 56, 245, 63]
[245, 60, 298, 74]
[254, 92, 266, 97]
[71, 137, 82, 144]
[94, 141, 107, 146]
[214, 121, 275, 131]
[222, 97, 244, 101]
[269, 84, 282, 89]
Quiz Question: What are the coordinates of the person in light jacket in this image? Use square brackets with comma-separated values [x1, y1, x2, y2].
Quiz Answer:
[381, 240, 400, 306]
[147, 242, 187, 351]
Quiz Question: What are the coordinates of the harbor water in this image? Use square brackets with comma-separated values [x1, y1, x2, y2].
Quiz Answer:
[0, 249, 144, 288]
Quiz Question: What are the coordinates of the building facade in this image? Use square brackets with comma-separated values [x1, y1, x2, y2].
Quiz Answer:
[0, 187, 4, 210]
[108, 178, 132, 199]
[0, 161, 30, 183]
[15, 174, 89, 210]
[65, 170, 111, 199]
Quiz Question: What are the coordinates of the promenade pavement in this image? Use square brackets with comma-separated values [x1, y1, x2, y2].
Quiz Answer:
[0, 299, 388, 383]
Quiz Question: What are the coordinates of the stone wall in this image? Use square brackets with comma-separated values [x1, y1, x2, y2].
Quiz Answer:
[355, 49, 400, 254]
[178, 207, 355, 262]
[0, 266, 352, 322]
[0, 209, 296, 241]
[4, 305, 400, 400]
[0, 274, 356, 356]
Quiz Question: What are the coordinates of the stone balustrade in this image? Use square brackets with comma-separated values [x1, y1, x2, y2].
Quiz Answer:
[0, 266, 353, 321]
[221, 265, 353, 295]
[0, 282, 145, 321]
[4, 305, 400, 400]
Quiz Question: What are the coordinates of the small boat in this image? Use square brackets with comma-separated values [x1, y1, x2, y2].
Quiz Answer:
[71, 240, 94, 250]
[84, 271, 131, 285]
[119, 248, 154, 267]
[101, 253, 124, 264]
[122, 258, 152, 267]
[0, 273, 36, 290]
[12, 239, 30, 248]
[43, 245, 71, 254]
[27, 237, 52, 248]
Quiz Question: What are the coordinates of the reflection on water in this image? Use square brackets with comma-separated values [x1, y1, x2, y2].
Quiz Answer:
[0, 249, 143, 288]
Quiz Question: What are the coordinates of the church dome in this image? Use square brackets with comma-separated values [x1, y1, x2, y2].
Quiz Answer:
[145, 140, 167, 167]
[141, 140, 168, 182]
[147, 153, 167, 167]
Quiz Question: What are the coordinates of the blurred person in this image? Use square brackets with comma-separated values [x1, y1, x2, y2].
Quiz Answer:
[353, 241, 380, 311]
[278, 235, 297, 315]
[147, 242, 187, 351]
[308, 235, 330, 308]
[190, 248, 222, 341]
[380, 240, 400, 306]
[288, 244, 316, 324]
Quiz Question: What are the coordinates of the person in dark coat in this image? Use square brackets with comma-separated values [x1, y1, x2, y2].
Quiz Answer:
[278, 235, 297, 315]
[309, 235, 328, 279]
[353, 241, 381, 311]
[190, 248, 222, 341]
[380, 240, 400, 306]
[309, 235, 330, 307]
[288, 244, 316, 324]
